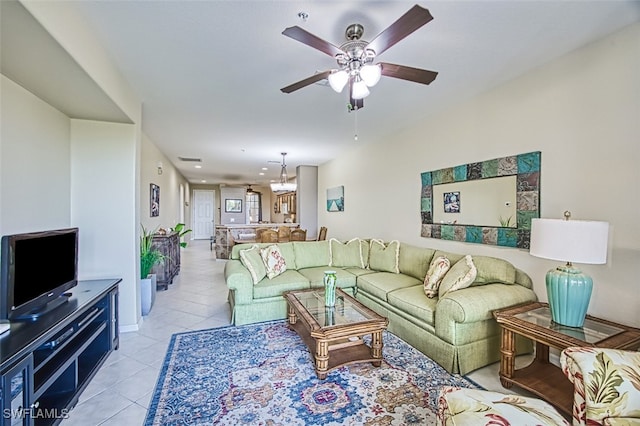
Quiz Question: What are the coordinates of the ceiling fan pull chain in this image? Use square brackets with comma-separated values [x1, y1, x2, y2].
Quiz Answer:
[354, 106, 358, 141]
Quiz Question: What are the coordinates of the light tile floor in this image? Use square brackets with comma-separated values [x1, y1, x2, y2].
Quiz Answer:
[60, 240, 530, 425]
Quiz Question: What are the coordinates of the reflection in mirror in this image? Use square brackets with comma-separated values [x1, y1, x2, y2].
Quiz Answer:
[420, 151, 540, 249]
[433, 176, 517, 228]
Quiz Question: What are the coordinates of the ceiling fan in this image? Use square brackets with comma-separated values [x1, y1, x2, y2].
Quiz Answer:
[280, 4, 438, 110]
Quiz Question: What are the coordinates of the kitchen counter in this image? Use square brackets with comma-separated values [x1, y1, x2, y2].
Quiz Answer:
[214, 223, 299, 259]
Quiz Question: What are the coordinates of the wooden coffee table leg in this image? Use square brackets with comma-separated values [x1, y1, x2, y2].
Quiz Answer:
[371, 330, 383, 367]
[499, 327, 516, 388]
[315, 340, 329, 379]
[287, 303, 297, 325]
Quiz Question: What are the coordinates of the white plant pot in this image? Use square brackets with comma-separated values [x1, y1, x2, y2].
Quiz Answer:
[141, 274, 157, 316]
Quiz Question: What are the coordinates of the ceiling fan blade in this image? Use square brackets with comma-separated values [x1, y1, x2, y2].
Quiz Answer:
[282, 26, 343, 57]
[281, 70, 332, 94]
[380, 62, 438, 85]
[366, 5, 433, 56]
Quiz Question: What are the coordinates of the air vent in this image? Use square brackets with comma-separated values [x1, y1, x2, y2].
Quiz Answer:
[178, 157, 202, 162]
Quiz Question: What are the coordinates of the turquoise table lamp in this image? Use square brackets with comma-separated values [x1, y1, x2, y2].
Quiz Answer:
[529, 211, 609, 328]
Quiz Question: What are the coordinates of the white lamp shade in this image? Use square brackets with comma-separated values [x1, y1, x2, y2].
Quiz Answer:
[530, 218, 609, 264]
[328, 70, 348, 93]
[360, 64, 381, 87]
[351, 80, 370, 99]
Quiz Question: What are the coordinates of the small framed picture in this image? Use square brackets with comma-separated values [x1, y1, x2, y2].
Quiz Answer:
[150, 183, 160, 217]
[443, 191, 460, 213]
[225, 199, 242, 213]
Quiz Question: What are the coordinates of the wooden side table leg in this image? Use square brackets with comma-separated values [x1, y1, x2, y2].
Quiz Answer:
[315, 340, 329, 380]
[535, 341, 549, 363]
[499, 327, 516, 388]
[371, 331, 383, 367]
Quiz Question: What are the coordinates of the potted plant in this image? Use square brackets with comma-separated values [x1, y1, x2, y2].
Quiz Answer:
[171, 222, 192, 248]
[140, 225, 164, 315]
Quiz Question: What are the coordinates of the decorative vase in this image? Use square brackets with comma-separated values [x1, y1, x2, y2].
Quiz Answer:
[546, 265, 592, 327]
[141, 274, 157, 316]
[323, 270, 337, 307]
[324, 306, 335, 326]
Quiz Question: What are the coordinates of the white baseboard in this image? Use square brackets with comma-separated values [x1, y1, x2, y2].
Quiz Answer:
[119, 319, 141, 333]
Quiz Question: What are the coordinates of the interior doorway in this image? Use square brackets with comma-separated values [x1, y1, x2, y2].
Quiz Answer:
[192, 189, 215, 240]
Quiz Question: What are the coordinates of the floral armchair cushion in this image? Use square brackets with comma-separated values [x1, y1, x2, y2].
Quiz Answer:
[561, 347, 640, 426]
[436, 386, 569, 426]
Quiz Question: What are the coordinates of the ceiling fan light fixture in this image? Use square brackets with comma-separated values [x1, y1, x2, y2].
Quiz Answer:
[352, 78, 370, 99]
[360, 64, 381, 87]
[328, 70, 348, 93]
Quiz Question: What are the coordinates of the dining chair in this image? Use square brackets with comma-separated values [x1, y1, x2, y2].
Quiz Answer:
[317, 226, 327, 241]
[260, 230, 278, 243]
[255, 228, 268, 242]
[277, 227, 291, 242]
[290, 229, 307, 241]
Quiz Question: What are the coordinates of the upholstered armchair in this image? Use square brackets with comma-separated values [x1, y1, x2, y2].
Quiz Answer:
[437, 347, 640, 426]
[561, 347, 640, 425]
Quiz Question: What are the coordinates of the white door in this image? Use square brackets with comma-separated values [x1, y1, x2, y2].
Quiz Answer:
[192, 190, 214, 239]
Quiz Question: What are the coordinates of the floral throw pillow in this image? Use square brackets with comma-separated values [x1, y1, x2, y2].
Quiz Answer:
[438, 255, 478, 298]
[424, 255, 451, 298]
[260, 244, 287, 279]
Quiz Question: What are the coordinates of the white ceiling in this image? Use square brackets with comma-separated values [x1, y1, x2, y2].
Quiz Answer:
[14, 1, 640, 186]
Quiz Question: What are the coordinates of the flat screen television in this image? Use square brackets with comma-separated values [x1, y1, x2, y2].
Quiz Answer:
[0, 228, 78, 321]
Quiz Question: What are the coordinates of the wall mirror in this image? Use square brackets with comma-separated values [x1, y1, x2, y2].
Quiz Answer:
[420, 151, 540, 248]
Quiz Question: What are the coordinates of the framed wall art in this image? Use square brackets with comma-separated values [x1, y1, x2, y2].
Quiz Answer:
[443, 191, 460, 213]
[225, 198, 242, 213]
[326, 186, 344, 212]
[150, 183, 160, 217]
[420, 151, 541, 249]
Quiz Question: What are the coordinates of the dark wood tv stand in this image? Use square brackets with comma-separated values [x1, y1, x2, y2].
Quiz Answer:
[0, 279, 120, 426]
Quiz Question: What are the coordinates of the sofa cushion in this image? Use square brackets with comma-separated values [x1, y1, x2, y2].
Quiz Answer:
[238, 244, 267, 284]
[369, 240, 400, 273]
[329, 238, 365, 268]
[261, 245, 287, 279]
[433, 250, 465, 265]
[399, 244, 435, 281]
[357, 271, 421, 302]
[424, 255, 451, 298]
[387, 285, 437, 325]
[472, 256, 516, 285]
[439, 255, 477, 298]
[252, 270, 310, 299]
[343, 267, 375, 277]
[297, 267, 357, 289]
[293, 241, 330, 269]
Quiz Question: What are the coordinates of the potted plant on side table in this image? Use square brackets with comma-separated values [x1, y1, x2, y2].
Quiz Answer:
[140, 225, 165, 315]
[172, 222, 192, 248]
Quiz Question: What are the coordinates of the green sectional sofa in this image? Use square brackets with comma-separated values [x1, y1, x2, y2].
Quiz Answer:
[224, 239, 537, 374]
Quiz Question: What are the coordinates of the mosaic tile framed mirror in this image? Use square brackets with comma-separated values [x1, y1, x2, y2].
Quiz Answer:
[420, 151, 540, 248]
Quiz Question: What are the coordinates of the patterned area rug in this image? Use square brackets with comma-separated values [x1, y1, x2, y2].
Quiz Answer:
[144, 321, 481, 425]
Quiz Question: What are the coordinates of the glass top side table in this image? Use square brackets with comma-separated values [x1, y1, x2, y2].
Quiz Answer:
[493, 301, 640, 418]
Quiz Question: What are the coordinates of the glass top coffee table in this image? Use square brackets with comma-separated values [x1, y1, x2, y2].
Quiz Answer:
[283, 288, 389, 379]
[494, 301, 640, 418]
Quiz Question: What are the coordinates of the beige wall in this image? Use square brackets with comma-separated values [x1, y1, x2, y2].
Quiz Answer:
[0, 76, 71, 232]
[140, 134, 190, 233]
[319, 23, 640, 327]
